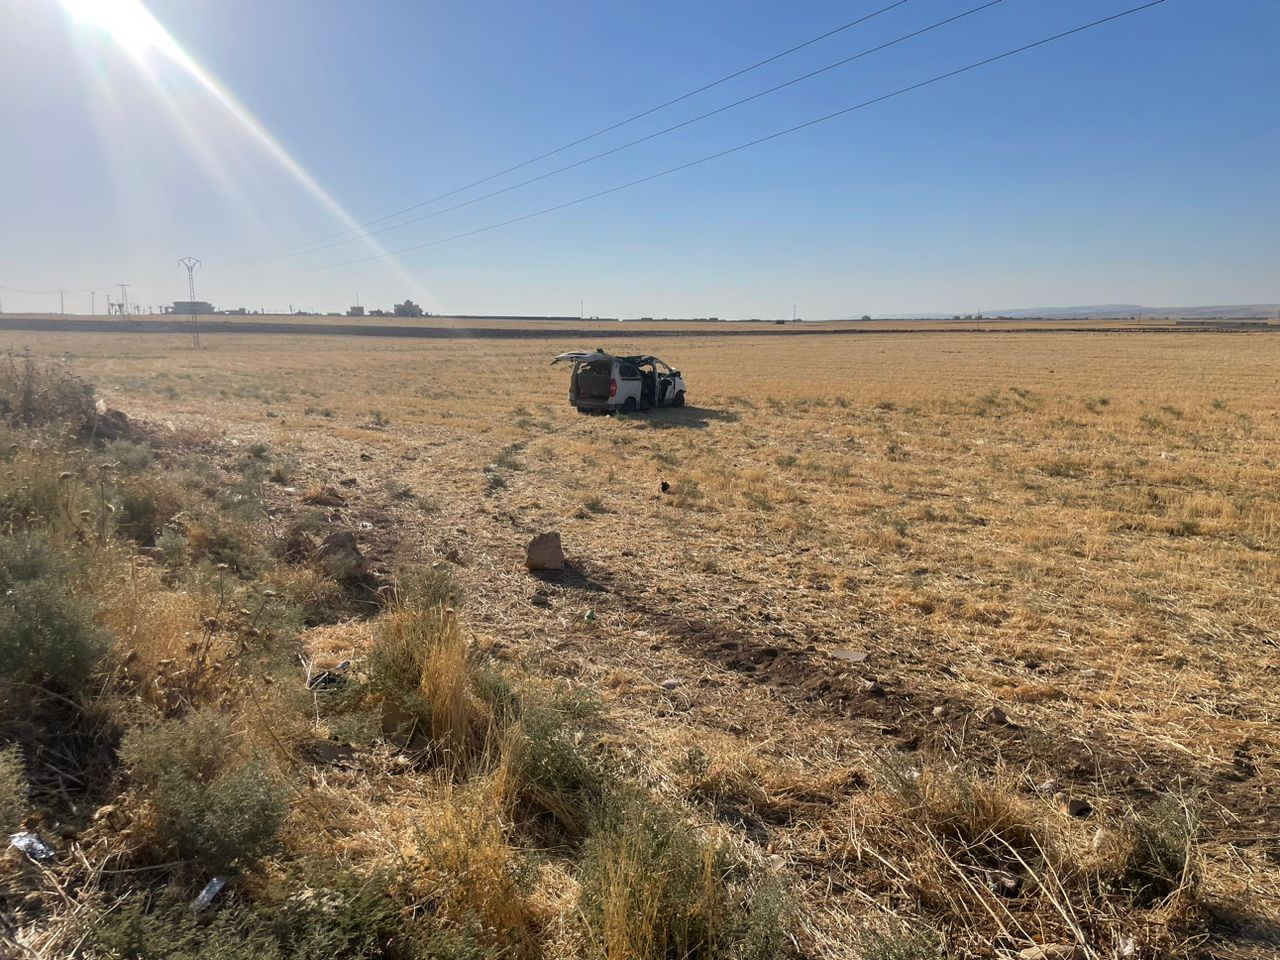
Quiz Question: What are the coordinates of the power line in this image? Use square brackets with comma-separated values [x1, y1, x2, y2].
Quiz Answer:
[301, 0, 1004, 255]
[323, 0, 1169, 273]
[279, 0, 918, 255]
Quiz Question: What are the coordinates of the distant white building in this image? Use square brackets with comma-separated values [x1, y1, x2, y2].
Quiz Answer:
[166, 300, 215, 314]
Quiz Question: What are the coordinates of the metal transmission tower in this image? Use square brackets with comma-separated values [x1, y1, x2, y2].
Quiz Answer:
[178, 257, 202, 347]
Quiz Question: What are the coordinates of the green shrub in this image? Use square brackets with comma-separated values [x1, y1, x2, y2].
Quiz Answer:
[115, 478, 184, 546]
[0, 535, 108, 693]
[395, 563, 463, 611]
[852, 921, 945, 960]
[0, 743, 28, 831]
[1099, 795, 1199, 906]
[0, 354, 95, 429]
[121, 710, 287, 872]
[500, 685, 603, 837]
[272, 866, 418, 960]
[579, 794, 730, 960]
[91, 897, 282, 960]
[105, 438, 154, 472]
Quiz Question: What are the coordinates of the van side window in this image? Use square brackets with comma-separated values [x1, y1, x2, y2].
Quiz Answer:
[619, 365, 640, 378]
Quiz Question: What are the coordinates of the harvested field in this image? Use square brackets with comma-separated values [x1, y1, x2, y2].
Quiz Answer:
[2, 326, 1277, 958]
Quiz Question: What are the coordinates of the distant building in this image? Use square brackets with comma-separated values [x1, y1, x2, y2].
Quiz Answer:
[167, 300, 215, 315]
[347, 306, 365, 317]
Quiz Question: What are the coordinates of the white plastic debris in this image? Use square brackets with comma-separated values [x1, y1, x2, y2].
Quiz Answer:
[190, 875, 228, 912]
[9, 831, 55, 861]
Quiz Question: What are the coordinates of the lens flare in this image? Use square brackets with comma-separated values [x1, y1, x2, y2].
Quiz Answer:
[59, 0, 429, 302]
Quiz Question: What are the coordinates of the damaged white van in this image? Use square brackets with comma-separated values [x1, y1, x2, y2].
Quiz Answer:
[552, 350, 687, 414]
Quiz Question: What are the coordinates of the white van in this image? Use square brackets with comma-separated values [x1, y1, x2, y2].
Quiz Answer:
[552, 350, 687, 414]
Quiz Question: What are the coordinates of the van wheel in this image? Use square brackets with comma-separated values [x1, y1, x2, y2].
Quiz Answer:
[622, 398, 637, 414]
[673, 391, 685, 407]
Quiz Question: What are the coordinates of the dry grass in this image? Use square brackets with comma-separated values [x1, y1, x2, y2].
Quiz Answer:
[3, 326, 1278, 957]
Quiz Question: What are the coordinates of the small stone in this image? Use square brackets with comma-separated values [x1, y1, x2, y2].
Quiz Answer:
[983, 705, 1012, 726]
[530, 591, 552, 608]
[831, 648, 869, 664]
[525, 531, 565, 571]
[660, 679, 680, 691]
[931, 704, 948, 718]
[861, 678, 886, 697]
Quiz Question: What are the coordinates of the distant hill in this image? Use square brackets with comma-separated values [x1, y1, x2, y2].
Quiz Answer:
[982, 304, 1280, 320]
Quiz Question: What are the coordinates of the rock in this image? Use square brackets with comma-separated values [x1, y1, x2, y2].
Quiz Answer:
[317, 532, 367, 582]
[525, 532, 565, 571]
[861, 678, 886, 697]
[530, 591, 552, 608]
[660, 678, 681, 690]
[360, 452, 374, 461]
[1018, 945, 1085, 960]
[831, 648, 869, 664]
[983, 705, 1012, 726]
[339, 477, 358, 488]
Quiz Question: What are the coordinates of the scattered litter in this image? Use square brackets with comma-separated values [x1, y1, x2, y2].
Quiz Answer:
[584, 609, 596, 622]
[359, 521, 374, 531]
[190, 875, 227, 912]
[307, 660, 351, 690]
[9, 832, 54, 861]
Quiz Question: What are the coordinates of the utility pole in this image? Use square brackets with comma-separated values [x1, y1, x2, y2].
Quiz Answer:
[179, 257, 202, 347]
[118, 283, 130, 318]
[60, 289, 65, 315]
[90, 291, 95, 315]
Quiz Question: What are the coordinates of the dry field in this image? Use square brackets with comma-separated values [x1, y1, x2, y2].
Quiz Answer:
[2, 325, 1277, 958]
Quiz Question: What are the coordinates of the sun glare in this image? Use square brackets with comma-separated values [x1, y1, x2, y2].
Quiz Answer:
[61, 0, 172, 60]
[57, 0, 431, 304]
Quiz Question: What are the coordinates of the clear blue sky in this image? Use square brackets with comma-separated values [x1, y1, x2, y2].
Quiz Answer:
[0, 0, 1275, 317]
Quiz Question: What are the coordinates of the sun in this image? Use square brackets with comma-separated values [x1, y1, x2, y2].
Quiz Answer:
[60, 0, 172, 59]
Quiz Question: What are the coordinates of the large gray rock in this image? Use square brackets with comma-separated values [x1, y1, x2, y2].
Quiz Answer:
[525, 532, 565, 571]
